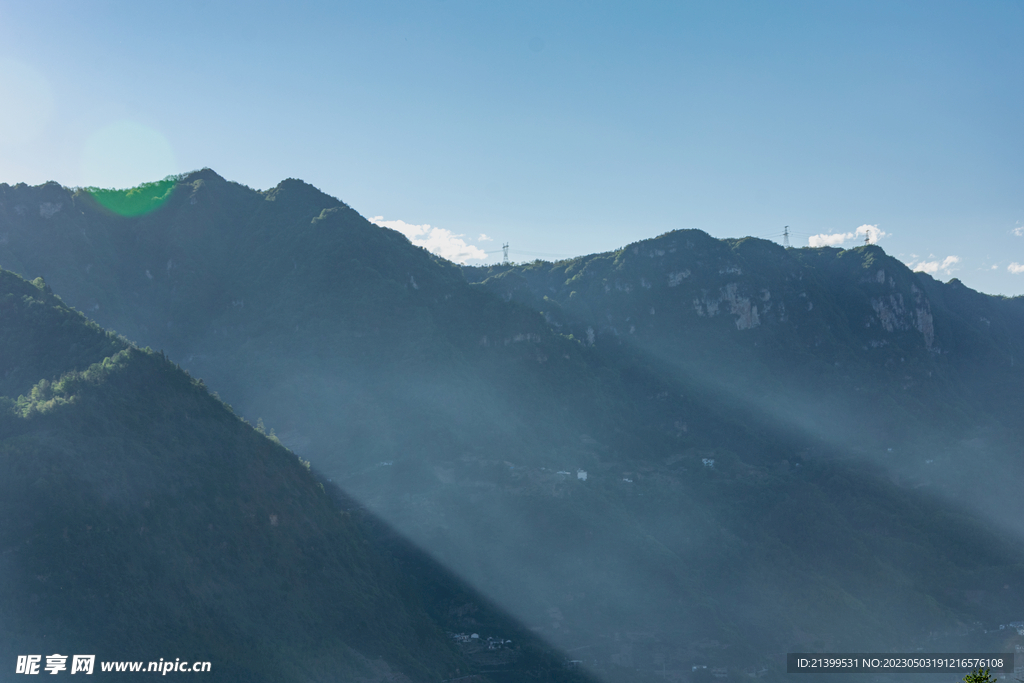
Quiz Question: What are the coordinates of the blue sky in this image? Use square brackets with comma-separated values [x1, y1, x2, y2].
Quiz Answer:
[1, 0, 1022, 294]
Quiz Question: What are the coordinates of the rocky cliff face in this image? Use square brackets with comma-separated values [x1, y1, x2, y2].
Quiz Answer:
[466, 234, 957, 359]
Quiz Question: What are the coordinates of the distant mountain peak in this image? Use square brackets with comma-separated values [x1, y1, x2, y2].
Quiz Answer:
[264, 177, 346, 209]
[178, 167, 227, 185]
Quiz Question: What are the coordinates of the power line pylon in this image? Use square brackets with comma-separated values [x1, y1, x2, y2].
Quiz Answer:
[502, 243, 509, 265]
[783, 226, 790, 248]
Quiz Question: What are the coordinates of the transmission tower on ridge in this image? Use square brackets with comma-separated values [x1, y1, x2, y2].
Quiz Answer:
[783, 226, 790, 248]
[502, 242, 509, 265]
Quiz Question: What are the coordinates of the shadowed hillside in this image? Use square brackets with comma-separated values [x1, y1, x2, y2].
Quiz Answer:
[0, 268, 595, 683]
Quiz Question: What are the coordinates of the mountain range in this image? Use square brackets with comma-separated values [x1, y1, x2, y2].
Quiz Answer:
[2, 170, 1022, 680]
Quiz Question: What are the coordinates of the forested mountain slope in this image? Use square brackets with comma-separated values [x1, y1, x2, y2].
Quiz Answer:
[2, 173, 1023, 679]
[465, 233, 1024, 525]
[0, 269, 588, 683]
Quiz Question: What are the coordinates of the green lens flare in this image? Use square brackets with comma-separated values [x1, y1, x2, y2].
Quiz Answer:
[85, 178, 176, 217]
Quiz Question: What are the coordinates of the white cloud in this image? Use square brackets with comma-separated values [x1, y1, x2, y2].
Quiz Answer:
[808, 231, 852, 247]
[991, 264, 999, 270]
[807, 224, 887, 247]
[911, 255, 961, 275]
[478, 233, 493, 242]
[368, 216, 488, 264]
[1009, 263, 1024, 275]
[855, 224, 886, 244]
[1013, 226, 1024, 237]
